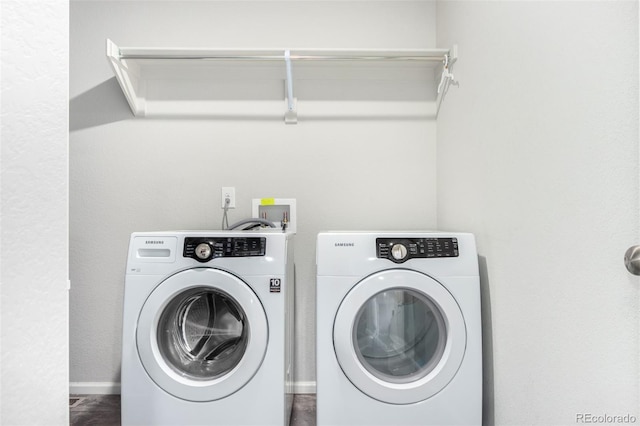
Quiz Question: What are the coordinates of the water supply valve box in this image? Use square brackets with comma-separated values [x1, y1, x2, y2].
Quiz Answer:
[252, 198, 297, 233]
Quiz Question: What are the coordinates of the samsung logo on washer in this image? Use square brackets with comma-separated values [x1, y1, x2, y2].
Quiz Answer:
[145, 240, 164, 245]
[334, 242, 355, 247]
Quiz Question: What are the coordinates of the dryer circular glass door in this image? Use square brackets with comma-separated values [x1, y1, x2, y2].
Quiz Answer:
[137, 268, 268, 402]
[333, 269, 466, 404]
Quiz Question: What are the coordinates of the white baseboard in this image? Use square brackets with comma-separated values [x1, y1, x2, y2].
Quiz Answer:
[293, 381, 316, 394]
[70, 381, 316, 395]
[70, 382, 121, 395]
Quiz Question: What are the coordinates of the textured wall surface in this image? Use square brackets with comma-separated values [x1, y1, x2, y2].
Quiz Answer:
[69, 0, 438, 392]
[1, 1, 69, 424]
[436, 1, 639, 424]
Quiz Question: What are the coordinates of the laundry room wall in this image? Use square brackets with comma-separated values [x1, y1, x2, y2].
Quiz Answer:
[1, 0, 69, 424]
[69, 0, 438, 393]
[436, 1, 639, 425]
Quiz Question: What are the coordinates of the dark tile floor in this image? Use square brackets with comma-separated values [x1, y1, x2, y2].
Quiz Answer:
[70, 394, 316, 426]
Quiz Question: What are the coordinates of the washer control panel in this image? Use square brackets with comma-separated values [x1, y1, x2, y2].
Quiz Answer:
[184, 237, 266, 262]
[376, 237, 459, 263]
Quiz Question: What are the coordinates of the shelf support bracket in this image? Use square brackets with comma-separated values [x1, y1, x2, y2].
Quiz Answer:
[436, 44, 459, 117]
[106, 39, 145, 116]
[284, 50, 297, 124]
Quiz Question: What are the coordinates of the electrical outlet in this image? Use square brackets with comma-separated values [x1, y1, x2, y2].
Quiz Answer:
[221, 187, 236, 209]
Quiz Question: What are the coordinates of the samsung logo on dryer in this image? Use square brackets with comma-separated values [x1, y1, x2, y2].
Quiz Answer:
[145, 240, 165, 245]
[334, 242, 355, 247]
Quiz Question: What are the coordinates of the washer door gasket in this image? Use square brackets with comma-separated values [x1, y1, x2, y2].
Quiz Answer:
[156, 287, 248, 381]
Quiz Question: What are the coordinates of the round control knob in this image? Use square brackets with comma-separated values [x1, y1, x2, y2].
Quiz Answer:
[195, 243, 212, 260]
[391, 243, 408, 261]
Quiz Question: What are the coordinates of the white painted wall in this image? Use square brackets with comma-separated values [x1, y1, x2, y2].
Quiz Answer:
[437, 1, 639, 424]
[70, 3, 640, 424]
[1, 1, 69, 424]
[69, 0, 438, 392]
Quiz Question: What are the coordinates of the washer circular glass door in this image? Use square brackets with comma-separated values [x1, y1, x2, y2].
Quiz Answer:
[333, 269, 466, 404]
[137, 268, 268, 402]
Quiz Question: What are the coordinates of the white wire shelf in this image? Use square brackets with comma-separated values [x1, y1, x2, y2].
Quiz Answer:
[106, 39, 458, 123]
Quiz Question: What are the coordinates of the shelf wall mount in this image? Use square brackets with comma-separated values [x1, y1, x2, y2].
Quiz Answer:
[283, 49, 297, 124]
[107, 39, 145, 116]
[106, 39, 458, 123]
[436, 44, 458, 117]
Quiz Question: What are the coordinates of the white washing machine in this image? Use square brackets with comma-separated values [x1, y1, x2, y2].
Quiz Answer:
[316, 232, 482, 426]
[122, 231, 295, 426]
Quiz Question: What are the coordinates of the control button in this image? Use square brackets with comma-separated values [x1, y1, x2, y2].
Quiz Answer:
[391, 244, 408, 261]
[195, 243, 212, 260]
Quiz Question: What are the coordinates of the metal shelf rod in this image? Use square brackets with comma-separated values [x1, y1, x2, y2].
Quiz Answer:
[120, 54, 447, 62]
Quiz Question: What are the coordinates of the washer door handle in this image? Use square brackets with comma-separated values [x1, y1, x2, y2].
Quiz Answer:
[624, 245, 640, 275]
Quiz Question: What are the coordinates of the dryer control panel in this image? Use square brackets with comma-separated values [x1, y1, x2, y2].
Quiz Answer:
[376, 237, 458, 263]
[184, 237, 266, 262]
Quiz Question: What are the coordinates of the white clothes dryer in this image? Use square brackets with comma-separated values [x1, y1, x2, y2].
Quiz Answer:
[316, 232, 482, 426]
[122, 231, 294, 426]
